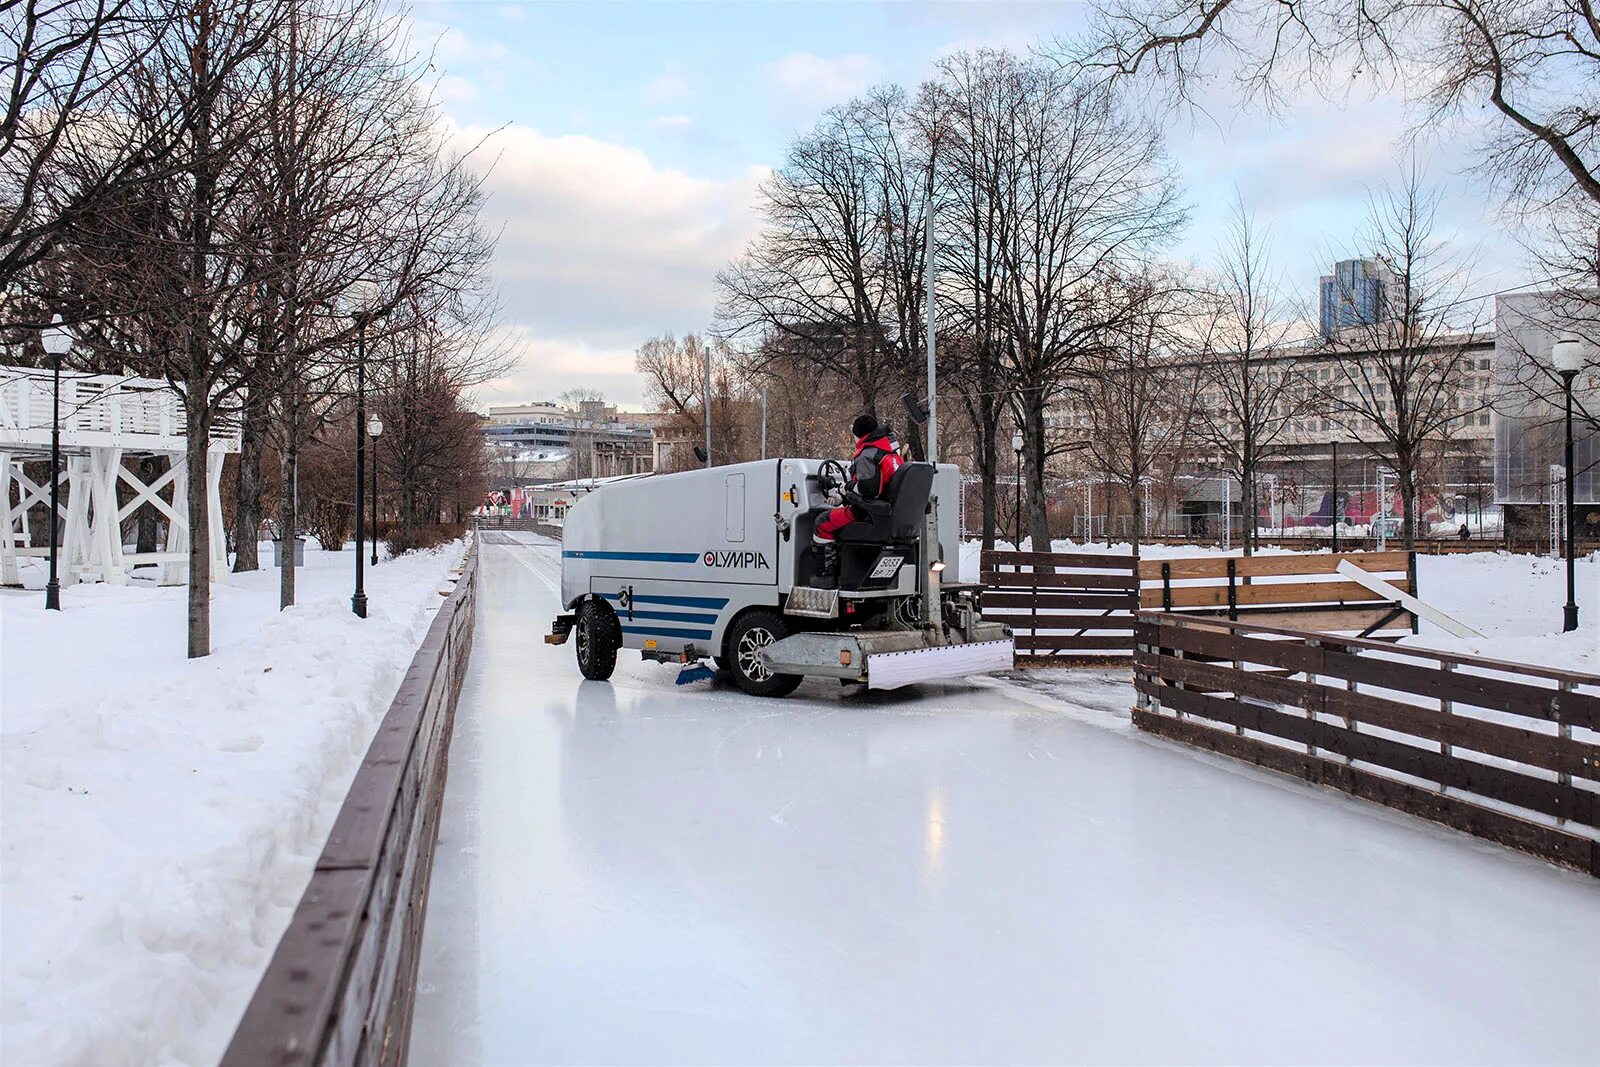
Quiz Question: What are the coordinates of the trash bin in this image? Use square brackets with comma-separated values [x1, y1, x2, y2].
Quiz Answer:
[272, 536, 306, 567]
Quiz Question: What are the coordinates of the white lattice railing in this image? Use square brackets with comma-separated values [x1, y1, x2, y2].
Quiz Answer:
[0, 365, 240, 452]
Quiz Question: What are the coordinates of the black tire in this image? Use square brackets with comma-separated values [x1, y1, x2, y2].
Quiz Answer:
[575, 599, 621, 681]
[724, 609, 803, 697]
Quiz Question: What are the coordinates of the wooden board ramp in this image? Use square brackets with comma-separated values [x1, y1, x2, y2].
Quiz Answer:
[981, 548, 1420, 667]
[1138, 550, 1418, 638]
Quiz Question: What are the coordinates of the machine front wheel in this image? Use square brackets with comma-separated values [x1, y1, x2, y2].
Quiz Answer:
[575, 599, 621, 681]
[724, 610, 803, 697]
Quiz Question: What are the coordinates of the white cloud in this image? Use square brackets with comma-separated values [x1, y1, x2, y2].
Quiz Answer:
[765, 52, 882, 111]
[473, 328, 645, 408]
[435, 73, 480, 106]
[449, 124, 770, 407]
[643, 72, 691, 107]
[651, 114, 694, 132]
[494, 4, 527, 22]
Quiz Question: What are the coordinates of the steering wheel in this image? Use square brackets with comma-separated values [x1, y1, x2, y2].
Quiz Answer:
[817, 459, 849, 495]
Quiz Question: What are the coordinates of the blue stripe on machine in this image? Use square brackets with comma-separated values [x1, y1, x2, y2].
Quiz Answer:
[624, 609, 719, 624]
[621, 625, 715, 641]
[598, 592, 729, 609]
[563, 550, 699, 563]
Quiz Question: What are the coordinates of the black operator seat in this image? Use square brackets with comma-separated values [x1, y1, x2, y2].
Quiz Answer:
[835, 462, 934, 544]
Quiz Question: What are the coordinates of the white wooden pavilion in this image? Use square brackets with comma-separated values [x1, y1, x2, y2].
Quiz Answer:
[0, 364, 240, 587]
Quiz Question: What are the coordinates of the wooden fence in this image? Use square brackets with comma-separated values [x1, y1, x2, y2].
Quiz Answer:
[1139, 550, 1418, 638]
[221, 540, 480, 1066]
[473, 516, 562, 540]
[981, 548, 1418, 665]
[979, 549, 1138, 664]
[1133, 612, 1600, 877]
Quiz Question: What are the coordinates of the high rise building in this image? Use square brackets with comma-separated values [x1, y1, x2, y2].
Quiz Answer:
[1319, 257, 1392, 337]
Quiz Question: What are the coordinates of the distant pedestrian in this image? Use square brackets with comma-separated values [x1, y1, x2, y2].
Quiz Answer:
[1458, 523, 1470, 541]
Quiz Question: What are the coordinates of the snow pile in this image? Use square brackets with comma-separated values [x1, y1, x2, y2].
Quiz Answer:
[0, 539, 467, 1067]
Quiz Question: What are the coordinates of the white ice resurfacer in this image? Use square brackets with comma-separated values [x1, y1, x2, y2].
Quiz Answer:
[546, 458, 1013, 696]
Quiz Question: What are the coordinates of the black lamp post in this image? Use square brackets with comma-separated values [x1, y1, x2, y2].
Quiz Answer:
[41, 315, 68, 610]
[1011, 431, 1024, 549]
[352, 311, 369, 619]
[1552, 338, 1583, 632]
[368, 411, 383, 566]
[1330, 439, 1340, 553]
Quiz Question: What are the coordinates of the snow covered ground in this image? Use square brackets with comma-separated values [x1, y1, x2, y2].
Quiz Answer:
[963, 539, 1599, 674]
[411, 536, 1599, 1065]
[1, 539, 466, 1067]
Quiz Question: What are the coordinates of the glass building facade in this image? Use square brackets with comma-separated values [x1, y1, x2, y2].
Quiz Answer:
[1493, 292, 1598, 507]
[1319, 258, 1392, 338]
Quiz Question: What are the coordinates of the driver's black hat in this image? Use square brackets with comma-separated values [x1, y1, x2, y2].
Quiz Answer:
[851, 413, 878, 439]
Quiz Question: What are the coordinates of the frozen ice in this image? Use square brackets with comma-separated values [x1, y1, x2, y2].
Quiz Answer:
[411, 537, 1599, 1065]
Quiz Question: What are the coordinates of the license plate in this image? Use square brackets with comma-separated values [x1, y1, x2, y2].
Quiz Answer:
[869, 554, 905, 579]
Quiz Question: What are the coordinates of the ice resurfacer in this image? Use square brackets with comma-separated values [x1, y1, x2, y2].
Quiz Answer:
[546, 459, 1013, 696]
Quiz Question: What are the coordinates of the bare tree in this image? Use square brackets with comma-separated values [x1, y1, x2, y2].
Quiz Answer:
[37, 0, 500, 649]
[635, 331, 754, 469]
[930, 50, 1022, 550]
[715, 86, 930, 418]
[1193, 197, 1310, 553]
[988, 72, 1185, 548]
[1077, 269, 1200, 556]
[61, 0, 294, 657]
[0, 0, 181, 287]
[1315, 165, 1487, 548]
[1072, 0, 1600, 217]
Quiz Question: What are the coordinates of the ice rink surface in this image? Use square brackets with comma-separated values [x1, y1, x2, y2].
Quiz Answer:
[411, 537, 1599, 1065]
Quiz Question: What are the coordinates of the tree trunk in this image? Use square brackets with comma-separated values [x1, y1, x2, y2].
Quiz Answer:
[1024, 398, 1049, 550]
[185, 392, 211, 659]
[1239, 460, 1254, 556]
[1130, 478, 1144, 560]
[1398, 454, 1419, 551]
[278, 440, 297, 609]
[232, 394, 266, 571]
[136, 455, 165, 554]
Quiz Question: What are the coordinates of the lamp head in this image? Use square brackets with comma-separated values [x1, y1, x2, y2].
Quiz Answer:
[1552, 337, 1584, 375]
[41, 314, 70, 358]
[1011, 432, 1023, 453]
[367, 412, 384, 439]
[344, 280, 380, 324]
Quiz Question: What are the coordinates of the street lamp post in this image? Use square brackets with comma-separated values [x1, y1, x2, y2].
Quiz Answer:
[352, 312, 369, 619]
[41, 316, 69, 611]
[368, 412, 383, 566]
[1552, 338, 1583, 632]
[1011, 431, 1023, 548]
[1330, 439, 1340, 553]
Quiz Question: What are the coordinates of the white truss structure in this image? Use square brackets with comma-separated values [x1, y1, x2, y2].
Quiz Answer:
[0, 365, 240, 588]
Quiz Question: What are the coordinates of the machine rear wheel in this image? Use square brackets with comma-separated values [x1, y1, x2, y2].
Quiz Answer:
[724, 610, 803, 697]
[575, 599, 621, 681]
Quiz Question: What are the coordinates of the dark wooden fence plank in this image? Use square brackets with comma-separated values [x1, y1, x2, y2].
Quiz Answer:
[984, 569, 1141, 591]
[1137, 678, 1594, 827]
[982, 590, 1136, 610]
[1133, 709, 1600, 877]
[1133, 611, 1600, 877]
[979, 549, 1138, 664]
[1134, 651, 1600, 780]
[1019, 634, 1136, 651]
[982, 549, 1139, 570]
[222, 543, 480, 1067]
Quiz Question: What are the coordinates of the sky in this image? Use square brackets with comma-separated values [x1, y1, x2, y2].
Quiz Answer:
[412, 0, 1515, 410]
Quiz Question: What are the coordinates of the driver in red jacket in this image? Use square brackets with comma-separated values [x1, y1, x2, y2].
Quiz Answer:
[812, 413, 904, 587]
